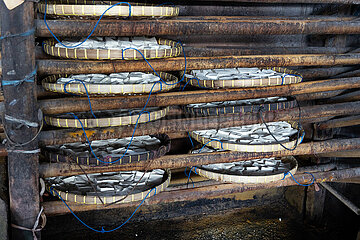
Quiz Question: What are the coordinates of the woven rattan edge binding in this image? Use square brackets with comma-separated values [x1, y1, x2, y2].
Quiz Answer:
[45, 169, 171, 204]
[43, 133, 171, 166]
[37, 2, 179, 18]
[189, 121, 305, 153]
[183, 97, 297, 117]
[41, 72, 178, 95]
[42, 38, 182, 60]
[44, 106, 170, 128]
[185, 67, 303, 89]
[192, 156, 298, 184]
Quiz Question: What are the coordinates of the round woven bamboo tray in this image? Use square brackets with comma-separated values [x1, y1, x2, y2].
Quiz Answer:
[186, 67, 302, 89]
[42, 72, 178, 95]
[43, 38, 182, 60]
[44, 106, 169, 128]
[43, 134, 171, 166]
[46, 169, 171, 204]
[38, 1, 179, 18]
[192, 156, 298, 184]
[183, 97, 296, 117]
[189, 122, 304, 153]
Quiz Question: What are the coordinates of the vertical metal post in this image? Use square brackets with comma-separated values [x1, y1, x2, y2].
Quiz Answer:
[0, 1, 40, 240]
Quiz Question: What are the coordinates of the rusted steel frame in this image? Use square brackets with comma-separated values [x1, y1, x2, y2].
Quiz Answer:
[316, 115, 360, 130]
[42, 167, 360, 216]
[38, 77, 360, 114]
[0, 116, 327, 158]
[184, 47, 352, 57]
[1, 46, 352, 60]
[1, 2, 41, 239]
[36, 53, 360, 75]
[35, 17, 360, 37]
[325, 89, 360, 104]
[39, 137, 360, 177]
[39, 101, 360, 146]
[318, 149, 360, 158]
[298, 67, 355, 80]
[294, 90, 346, 102]
[320, 182, 360, 215]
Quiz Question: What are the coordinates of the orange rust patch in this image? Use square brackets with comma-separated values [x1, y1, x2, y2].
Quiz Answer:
[68, 130, 96, 138]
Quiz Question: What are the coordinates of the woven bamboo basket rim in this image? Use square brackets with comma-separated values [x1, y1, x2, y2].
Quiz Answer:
[45, 106, 170, 128]
[38, 1, 179, 18]
[186, 67, 303, 89]
[192, 156, 298, 184]
[189, 121, 305, 153]
[43, 38, 182, 60]
[43, 134, 171, 166]
[183, 97, 296, 117]
[46, 169, 171, 204]
[41, 72, 178, 95]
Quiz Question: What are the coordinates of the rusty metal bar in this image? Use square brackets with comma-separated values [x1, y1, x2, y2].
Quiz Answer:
[38, 101, 360, 146]
[1, 2, 40, 239]
[318, 149, 360, 158]
[38, 77, 360, 114]
[35, 17, 360, 37]
[39, 138, 360, 177]
[42, 167, 360, 216]
[320, 182, 360, 215]
[37, 54, 360, 75]
[316, 115, 360, 130]
[326, 89, 360, 104]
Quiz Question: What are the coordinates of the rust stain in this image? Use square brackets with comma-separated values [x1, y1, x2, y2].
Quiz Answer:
[68, 130, 96, 138]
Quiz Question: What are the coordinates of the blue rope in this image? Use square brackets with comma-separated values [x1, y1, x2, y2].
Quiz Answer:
[184, 167, 195, 188]
[282, 171, 315, 187]
[2, 68, 37, 86]
[50, 187, 155, 233]
[0, 28, 35, 41]
[120, 41, 186, 86]
[44, 0, 132, 48]
[156, 2, 176, 7]
[181, 77, 206, 91]
[63, 79, 97, 119]
[187, 132, 195, 148]
[198, 139, 224, 153]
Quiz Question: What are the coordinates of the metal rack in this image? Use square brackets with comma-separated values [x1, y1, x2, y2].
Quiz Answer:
[1, 1, 360, 239]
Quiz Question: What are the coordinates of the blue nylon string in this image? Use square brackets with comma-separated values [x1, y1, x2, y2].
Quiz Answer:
[0, 28, 35, 41]
[187, 132, 195, 148]
[184, 167, 195, 188]
[181, 77, 206, 91]
[282, 171, 315, 187]
[44, 0, 132, 48]
[2, 68, 37, 86]
[198, 139, 224, 153]
[156, 2, 176, 7]
[50, 187, 155, 233]
[64, 79, 97, 119]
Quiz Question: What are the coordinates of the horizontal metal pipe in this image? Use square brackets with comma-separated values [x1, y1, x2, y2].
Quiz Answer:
[42, 167, 360, 216]
[38, 101, 360, 146]
[316, 115, 360, 130]
[39, 137, 360, 177]
[35, 16, 360, 37]
[37, 54, 360, 75]
[38, 77, 360, 114]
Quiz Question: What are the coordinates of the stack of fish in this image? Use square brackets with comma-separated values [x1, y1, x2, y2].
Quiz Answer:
[56, 72, 161, 85]
[46, 135, 162, 159]
[186, 68, 286, 80]
[46, 169, 165, 196]
[192, 121, 298, 145]
[55, 37, 171, 50]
